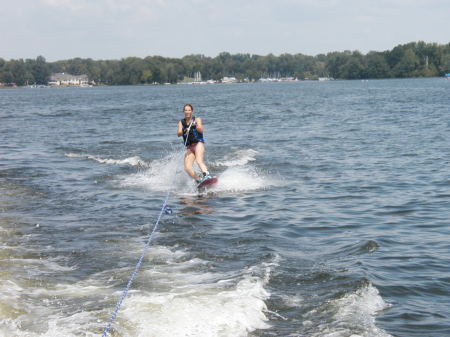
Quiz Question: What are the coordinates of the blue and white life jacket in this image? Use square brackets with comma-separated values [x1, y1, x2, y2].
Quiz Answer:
[181, 116, 204, 146]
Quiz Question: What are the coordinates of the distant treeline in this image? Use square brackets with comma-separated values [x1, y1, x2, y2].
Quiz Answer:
[1, 41, 449, 86]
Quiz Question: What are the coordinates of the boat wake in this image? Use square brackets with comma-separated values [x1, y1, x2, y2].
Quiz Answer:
[67, 148, 277, 194]
[65, 153, 149, 167]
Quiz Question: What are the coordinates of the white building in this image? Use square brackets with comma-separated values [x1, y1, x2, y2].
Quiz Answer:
[49, 73, 89, 86]
[221, 76, 237, 83]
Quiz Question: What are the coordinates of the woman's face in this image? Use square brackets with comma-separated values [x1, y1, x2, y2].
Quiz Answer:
[184, 105, 193, 119]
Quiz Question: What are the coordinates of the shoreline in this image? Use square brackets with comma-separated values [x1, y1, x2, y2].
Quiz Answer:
[1, 76, 449, 89]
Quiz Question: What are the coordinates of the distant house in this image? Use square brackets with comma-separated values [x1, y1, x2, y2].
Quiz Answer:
[0, 82, 17, 87]
[49, 73, 89, 86]
[221, 76, 237, 84]
[318, 77, 334, 81]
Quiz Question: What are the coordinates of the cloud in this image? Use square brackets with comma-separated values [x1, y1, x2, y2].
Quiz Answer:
[40, 0, 88, 10]
[40, 0, 167, 11]
[2, 0, 449, 60]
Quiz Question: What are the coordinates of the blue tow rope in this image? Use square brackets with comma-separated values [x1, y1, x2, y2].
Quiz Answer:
[101, 191, 170, 337]
[101, 119, 193, 336]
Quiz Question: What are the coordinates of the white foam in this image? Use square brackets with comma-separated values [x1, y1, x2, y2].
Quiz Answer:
[121, 151, 190, 192]
[145, 244, 189, 263]
[0, 272, 114, 337]
[42, 311, 104, 337]
[68, 148, 275, 195]
[305, 284, 392, 337]
[213, 149, 258, 167]
[107, 247, 278, 337]
[8, 257, 75, 273]
[0, 311, 104, 337]
[119, 149, 277, 195]
[334, 285, 389, 321]
[119, 258, 277, 337]
[212, 166, 273, 193]
[66, 153, 149, 167]
[281, 294, 304, 307]
[0, 280, 24, 317]
[0, 245, 276, 337]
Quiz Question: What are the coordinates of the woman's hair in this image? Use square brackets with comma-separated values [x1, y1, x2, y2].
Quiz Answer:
[183, 104, 194, 111]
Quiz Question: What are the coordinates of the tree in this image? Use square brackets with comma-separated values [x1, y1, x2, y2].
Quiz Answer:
[341, 57, 366, 79]
[8, 59, 28, 85]
[141, 69, 152, 83]
[441, 53, 450, 74]
[30, 56, 50, 84]
[326, 52, 349, 79]
[2, 41, 450, 85]
[366, 52, 390, 78]
[392, 49, 420, 77]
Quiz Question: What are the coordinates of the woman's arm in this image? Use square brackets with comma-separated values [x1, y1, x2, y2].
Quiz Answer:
[177, 121, 183, 137]
[195, 117, 204, 133]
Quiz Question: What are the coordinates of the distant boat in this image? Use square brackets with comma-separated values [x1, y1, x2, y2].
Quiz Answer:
[445, 73, 450, 79]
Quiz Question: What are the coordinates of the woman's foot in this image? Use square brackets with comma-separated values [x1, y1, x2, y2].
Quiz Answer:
[197, 172, 212, 184]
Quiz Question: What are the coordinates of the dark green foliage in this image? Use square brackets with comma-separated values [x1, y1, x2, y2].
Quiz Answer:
[1, 41, 449, 86]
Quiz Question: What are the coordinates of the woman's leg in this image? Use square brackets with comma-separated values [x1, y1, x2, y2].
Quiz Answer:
[184, 150, 198, 179]
[194, 142, 209, 174]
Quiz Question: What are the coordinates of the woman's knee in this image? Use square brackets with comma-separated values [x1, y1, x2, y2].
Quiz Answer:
[184, 153, 194, 167]
[195, 143, 205, 156]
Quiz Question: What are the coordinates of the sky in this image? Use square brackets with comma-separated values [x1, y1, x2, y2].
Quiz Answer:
[1, 0, 449, 61]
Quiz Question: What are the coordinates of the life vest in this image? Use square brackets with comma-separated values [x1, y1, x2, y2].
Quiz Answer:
[181, 116, 204, 146]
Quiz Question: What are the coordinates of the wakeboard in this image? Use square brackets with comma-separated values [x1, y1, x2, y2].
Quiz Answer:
[197, 177, 218, 191]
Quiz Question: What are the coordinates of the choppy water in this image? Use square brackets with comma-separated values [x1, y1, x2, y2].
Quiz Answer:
[1, 78, 449, 337]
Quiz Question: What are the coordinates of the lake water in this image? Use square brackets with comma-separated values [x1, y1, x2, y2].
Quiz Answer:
[1, 78, 449, 337]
